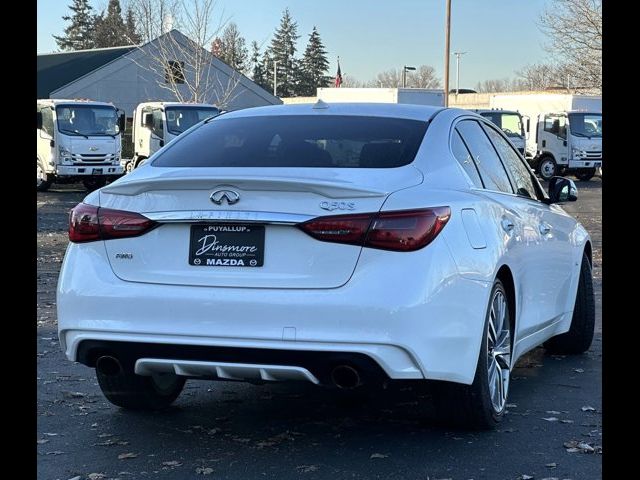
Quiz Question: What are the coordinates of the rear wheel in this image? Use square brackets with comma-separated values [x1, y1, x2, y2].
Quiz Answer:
[97, 369, 185, 410]
[36, 162, 52, 192]
[538, 156, 557, 181]
[544, 253, 595, 354]
[433, 280, 512, 429]
[83, 177, 107, 191]
[575, 168, 596, 182]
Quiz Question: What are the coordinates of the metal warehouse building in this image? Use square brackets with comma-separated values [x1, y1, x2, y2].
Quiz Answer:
[37, 29, 281, 117]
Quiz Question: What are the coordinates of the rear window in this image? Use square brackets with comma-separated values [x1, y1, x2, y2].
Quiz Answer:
[151, 115, 429, 168]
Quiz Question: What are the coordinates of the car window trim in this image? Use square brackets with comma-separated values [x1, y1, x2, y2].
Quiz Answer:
[448, 125, 486, 189]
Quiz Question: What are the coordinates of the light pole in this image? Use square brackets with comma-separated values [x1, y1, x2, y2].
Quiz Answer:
[452, 51, 467, 98]
[273, 60, 279, 97]
[443, 0, 452, 106]
[402, 66, 416, 88]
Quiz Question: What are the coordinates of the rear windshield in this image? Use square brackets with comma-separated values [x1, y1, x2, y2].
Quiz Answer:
[151, 115, 429, 168]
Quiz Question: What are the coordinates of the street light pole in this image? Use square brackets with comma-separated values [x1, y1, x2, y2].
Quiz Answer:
[453, 51, 467, 99]
[402, 66, 416, 88]
[443, 0, 452, 106]
[273, 60, 279, 97]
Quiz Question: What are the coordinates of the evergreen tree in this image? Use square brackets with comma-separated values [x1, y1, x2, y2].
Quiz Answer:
[92, 0, 130, 48]
[216, 22, 249, 74]
[53, 0, 96, 51]
[250, 41, 268, 90]
[266, 8, 300, 97]
[124, 8, 142, 44]
[298, 26, 330, 96]
[260, 49, 274, 94]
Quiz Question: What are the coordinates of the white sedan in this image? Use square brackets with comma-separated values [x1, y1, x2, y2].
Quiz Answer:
[57, 103, 595, 429]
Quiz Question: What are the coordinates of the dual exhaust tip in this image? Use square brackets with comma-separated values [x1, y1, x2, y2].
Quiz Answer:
[97, 355, 362, 389]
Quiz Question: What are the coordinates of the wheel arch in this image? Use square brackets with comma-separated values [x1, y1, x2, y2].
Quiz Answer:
[134, 155, 148, 168]
[583, 240, 593, 267]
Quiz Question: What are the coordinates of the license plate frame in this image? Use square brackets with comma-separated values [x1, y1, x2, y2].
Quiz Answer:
[188, 224, 265, 267]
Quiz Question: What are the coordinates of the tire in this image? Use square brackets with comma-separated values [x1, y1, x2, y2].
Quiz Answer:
[125, 161, 134, 173]
[37, 161, 52, 192]
[544, 253, 595, 354]
[538, 156, 557, 181]
[83, 177, 107, 191]
[433, 280, 512, 429]
[575, 168, 596, 182]
[97, 369, 185, 410]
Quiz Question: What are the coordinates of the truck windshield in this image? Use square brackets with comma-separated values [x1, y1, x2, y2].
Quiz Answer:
[568, 113, 602, 138]
[165, 107, 220, 135]
[480, 112, 524, 138]
[56, 105, 119, 137]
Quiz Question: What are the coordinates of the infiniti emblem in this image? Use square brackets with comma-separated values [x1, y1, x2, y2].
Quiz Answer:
[210, 189, 240, 205]
[89, 146, 99, 151]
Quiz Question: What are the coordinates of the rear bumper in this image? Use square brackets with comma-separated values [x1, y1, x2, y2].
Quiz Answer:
[57, 240, 492, 385]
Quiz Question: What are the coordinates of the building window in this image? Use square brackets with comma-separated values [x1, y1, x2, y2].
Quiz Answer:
[165, 60, 185, 84]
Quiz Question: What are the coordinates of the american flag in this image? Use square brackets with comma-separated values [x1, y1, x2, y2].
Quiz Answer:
[335, 59, 342, 88]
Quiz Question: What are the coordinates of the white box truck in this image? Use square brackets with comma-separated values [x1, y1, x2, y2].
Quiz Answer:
[490, 93, 602, 181]
[126, 102, 220, 172]
[316, 88, 445, 106]
[36, 99, 126, 191]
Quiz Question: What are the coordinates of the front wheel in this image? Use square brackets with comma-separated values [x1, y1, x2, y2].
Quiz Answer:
[36, 162, 52, 192]
[97, 369, 185, 410]
[433, 279, 512, 429]
[575, 168, 596, 182]
[538, 157, 557, 181]
[544, 253, 595, 354]
[83, 177, 107, 191]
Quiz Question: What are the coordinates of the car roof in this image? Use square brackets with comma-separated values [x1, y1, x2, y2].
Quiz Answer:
[220, 102, 444, 122]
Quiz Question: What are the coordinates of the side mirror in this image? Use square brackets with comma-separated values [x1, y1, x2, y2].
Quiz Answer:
[36, 111, 43, 130]
[548, 176, 578, 203]
[118, 112, 126, 133]
[143, 113, 153, 129]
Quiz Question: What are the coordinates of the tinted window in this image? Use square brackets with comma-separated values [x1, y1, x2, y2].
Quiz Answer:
[451, 129, 483, 188]
[482, 124, 539, 199]
[456, 120, 513, 193]
[152, 115, 429, 168]
[165, 107, 220, 135]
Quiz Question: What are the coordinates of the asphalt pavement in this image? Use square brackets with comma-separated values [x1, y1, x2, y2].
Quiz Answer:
[37, 179, 602, 480]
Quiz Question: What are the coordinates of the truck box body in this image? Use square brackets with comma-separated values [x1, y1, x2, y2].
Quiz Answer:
[317, 88, 445, 106]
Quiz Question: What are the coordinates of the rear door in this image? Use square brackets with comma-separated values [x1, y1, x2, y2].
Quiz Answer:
[100, 114, 428, 289]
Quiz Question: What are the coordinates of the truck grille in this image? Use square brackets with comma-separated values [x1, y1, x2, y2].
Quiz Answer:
[584, 151, 602, 160]
[71, 153, 117, 163]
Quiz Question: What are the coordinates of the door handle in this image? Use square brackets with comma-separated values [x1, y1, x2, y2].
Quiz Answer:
[539, 223, 551, 235]
[501, 218, 515, 233]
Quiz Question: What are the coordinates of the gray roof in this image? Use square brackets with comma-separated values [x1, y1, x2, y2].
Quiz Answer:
[37, 46, 136, 98]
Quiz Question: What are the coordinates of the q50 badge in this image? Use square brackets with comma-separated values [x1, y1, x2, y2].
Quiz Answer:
[319, 201, 356, 212]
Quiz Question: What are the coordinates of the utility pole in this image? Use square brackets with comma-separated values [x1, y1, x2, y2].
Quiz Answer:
[273, 60, 279, 97]
[453, 51, 467, 99]
[443, 0, 452, 106]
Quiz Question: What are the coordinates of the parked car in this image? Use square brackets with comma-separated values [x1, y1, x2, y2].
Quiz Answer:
[57, 103, 594, 429]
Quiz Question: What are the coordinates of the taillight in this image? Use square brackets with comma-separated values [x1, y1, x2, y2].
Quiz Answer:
[298, 207, 451, 252]
[69, 203, 157, 243]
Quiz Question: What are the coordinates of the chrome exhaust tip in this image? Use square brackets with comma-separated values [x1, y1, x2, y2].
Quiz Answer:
[96, 355, 122, 376]
[331, 365, 361, 389]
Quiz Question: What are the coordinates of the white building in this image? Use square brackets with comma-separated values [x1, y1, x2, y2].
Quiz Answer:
[37, 30, 281, 118]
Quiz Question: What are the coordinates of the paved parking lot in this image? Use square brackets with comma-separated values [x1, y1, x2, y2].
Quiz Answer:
[37, 180, 602, 480]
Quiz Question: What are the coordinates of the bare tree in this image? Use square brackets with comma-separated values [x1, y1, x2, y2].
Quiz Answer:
[475, 77, 528, 93]
[126, 0, 243, 109]
[539, 0, 602, 91]
[375, 65, 441, 88]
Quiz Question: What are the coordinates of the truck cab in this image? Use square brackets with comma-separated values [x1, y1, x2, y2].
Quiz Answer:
[127, 102, 220, 172]
[472, 109, 528, 158]
[535, 111, 602, 181]
[36, 99, 125, 191]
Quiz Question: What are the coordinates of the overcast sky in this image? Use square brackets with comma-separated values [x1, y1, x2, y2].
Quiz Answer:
[37, 0, 553, 88]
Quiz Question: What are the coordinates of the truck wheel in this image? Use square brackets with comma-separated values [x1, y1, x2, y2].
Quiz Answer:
[37, 162, 52, 192]
[433, 279, 512, 429]
[83, 177, 107, 191]
[575, 169, 596, 182]
[538, 156, 557, 181]
[125, 161, 134, 173]
[97, 368, 185, 410]
[544, 253, 595, 354]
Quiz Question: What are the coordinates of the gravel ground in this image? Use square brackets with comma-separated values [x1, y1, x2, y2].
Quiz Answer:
[37, 180, 602, 480]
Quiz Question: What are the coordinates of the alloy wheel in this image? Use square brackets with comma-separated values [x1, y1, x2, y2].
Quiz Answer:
[487, 289, 511, 413]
